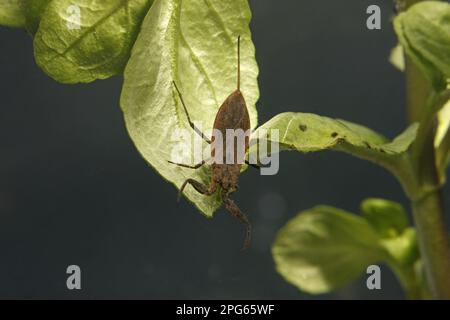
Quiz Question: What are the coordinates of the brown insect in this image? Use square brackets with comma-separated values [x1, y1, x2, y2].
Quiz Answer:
[169, 36, 258, 249]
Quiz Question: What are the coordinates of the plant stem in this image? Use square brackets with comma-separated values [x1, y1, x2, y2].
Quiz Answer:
[406, 52, 450, 301]
[392, 263, 422, 300]
[412, 192, 450, 298]
[407, 74, 450, 301]
[398, 0, 450, 300]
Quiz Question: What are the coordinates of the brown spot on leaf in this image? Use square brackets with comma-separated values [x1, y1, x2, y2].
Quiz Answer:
[331, 132, 338, 138]
[299, 124, 307, 132]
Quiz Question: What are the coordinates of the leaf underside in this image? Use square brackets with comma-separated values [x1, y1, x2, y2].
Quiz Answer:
[120, 0, 259, 217]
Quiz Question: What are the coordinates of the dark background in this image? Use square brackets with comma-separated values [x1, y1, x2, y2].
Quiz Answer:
[0, 0, 449, 299]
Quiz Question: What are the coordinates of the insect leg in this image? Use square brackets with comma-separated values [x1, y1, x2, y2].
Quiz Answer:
[221, 192, 251, 250]
[168, 159, 206, 169]
[178, 179, 217, 202]
[172, 81, 211, 144]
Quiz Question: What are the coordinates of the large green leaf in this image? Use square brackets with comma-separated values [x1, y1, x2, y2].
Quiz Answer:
[0, 0, 26, 28]
[272, 206, 387, 294]
[394, 1, 450, 89]
[120, 0, 259, 217]
[33, 0, 153, 83]
[251, 113, 418, 190]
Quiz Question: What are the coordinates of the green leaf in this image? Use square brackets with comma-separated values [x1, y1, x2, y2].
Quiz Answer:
[381, 227, 419, 267]
[23, 0, 52, 34]
[436, 99, 450, 178]
[272, 206, 387, 294]
[389, 44, 405, 71]
[273, 200, 420, 295]
[360, 198, 409, 238]
[393, 1, 450, 89]
[33, 0, 153, 83]
[120, 0, 259, 217]
[252, 112, 418, 174]
[360, 198, 419, 267]
[0, 0, 26, 28]
[436, 99, 450, 147]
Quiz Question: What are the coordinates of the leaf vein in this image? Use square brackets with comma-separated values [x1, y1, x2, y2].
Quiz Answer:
[47, 0, 128, 63]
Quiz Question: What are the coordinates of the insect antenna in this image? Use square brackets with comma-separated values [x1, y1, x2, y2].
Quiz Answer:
[237, 35, 241, 91]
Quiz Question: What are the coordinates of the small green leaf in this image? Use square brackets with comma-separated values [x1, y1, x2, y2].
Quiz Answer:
[436, 99, 450, 178]
[393, 1, 450, 89]
[252, 113, 418, 174]
[360, 198, 419, 268]
[272, 206, 387, 294]
[33, 0, 153, 83]
[381, 228, 419, 267]
[360, 198, 409, 238]
[436, 99, 450, 147]
[0, 0, 26, 28]
[389, 44, 405, 71]
[120, 0, 259, 216]
[23, 0, 52, 34]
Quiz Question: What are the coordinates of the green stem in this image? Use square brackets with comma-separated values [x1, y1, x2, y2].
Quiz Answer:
[391, 263, 422, 300]
[405, 52, 432, 124]
[412, 192, 450, 298]
[396, 0, 450, 300]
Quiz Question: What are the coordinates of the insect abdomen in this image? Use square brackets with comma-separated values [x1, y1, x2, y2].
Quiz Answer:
[211, 90, 250, 164]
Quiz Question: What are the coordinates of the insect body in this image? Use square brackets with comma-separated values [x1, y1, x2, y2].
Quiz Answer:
[170, 36, 253, 249]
